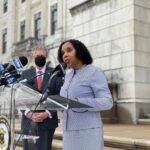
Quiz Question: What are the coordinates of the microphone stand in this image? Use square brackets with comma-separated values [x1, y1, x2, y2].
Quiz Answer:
[19, 72, 50, 83]
[40, 71, 68, 110]
[40, 71, 58, 103]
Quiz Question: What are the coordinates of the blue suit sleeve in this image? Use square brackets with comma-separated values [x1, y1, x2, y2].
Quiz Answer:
[78, 68, 113, 111]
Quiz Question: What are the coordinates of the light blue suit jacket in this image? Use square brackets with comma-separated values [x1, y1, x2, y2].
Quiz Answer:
[60, 64, 113, 131]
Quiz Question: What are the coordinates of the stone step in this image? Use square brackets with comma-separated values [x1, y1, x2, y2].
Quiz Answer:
[14, 140, 62, 150]
[104, 135, 150, 150]
[54, 131, 62, 140]
[52, 139, 62, 150]
[138, 119, 150, 125]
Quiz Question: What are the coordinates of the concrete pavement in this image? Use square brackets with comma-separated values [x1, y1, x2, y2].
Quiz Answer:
[104, 124, 150, 140]
[103, 124, 150, 149]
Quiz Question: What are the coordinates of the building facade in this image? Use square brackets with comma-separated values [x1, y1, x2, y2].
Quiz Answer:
[0, 0, 150, 124]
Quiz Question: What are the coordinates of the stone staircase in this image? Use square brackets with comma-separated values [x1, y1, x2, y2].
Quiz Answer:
[15, 129, 150, 150]
[14, 119, 150, 150]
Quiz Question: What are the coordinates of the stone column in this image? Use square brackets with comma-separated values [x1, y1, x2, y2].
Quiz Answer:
[133, 0, 150, 122]
[25, 0, 32, 38]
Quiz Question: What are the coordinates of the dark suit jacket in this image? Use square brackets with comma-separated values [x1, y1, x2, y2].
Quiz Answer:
[20, 65, 63, 131]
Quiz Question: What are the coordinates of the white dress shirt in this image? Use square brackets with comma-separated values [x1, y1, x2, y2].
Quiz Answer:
[25, 65, 52, 118]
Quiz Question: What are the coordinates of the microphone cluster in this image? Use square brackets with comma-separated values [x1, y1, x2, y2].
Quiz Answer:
[0, 56, 28, 86]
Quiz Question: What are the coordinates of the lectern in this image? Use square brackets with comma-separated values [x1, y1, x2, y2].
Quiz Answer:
[0, 83, 91, 150]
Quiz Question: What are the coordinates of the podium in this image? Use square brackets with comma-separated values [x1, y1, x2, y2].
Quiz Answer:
[0, 83, 91, 150]
[14, 83, 91, 110]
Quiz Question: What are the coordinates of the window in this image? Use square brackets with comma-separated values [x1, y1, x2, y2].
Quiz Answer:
[20, 20, 25, 40]
[3, 0, 8, 13]
[2, 28, 7, 54]
[51, 4, 57, 35]
[21, 0, 26, 3]
[34, 12, 41, 39]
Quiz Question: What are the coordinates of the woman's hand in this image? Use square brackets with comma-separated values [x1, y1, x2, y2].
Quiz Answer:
[70, 98, 78, 102]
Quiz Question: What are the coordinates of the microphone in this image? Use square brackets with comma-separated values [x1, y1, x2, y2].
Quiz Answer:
[20, 72, 51, 83]
[0, 56, 28, 86]
[52, 63, 67, 76]
[2, 56, 28, 75]
[0, 63, 9, 74]
[0, 73, 21, 86]
[40, 63, 66, 103]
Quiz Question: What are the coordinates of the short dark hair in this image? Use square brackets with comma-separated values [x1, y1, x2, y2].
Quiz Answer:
[57, 39, 93, 64]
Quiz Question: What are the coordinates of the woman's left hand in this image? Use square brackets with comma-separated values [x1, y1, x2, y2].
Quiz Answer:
[70, 98, 78, 102]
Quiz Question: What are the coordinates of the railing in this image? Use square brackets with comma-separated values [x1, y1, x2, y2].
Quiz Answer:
[13, 37, 39, 52]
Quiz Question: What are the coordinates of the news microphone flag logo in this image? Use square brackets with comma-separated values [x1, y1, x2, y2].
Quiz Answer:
[12, 56, 23, 71]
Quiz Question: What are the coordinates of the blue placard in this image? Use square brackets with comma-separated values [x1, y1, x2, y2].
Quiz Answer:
[0, 64, 5, 74]
[12, 56, 23, 70]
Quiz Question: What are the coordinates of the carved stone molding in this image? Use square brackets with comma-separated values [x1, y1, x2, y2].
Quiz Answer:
[70, 0, 108, 15]
[13, 37, 39, 53]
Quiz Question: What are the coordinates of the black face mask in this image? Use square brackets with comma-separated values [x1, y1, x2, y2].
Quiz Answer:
[35, 56, 46, 67]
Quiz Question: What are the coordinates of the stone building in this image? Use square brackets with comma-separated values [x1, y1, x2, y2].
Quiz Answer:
[0, 0, 150, 124]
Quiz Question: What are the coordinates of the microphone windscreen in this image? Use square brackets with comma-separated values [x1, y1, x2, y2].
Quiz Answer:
[19, 56, 28, 66]
[60, 62, 67, 69]
[7, 65, 16, 73]
[59, 62, 67, 76]
[52, 62, 67, 74]
[0, 63, 9, 74]
[3, 63, 9, 68]
[4, 56, 28, 74]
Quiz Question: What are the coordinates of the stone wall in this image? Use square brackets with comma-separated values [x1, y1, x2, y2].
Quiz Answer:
[1, 0, 150, 124]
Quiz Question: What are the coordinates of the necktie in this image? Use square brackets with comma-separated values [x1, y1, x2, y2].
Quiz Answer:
[37, 70, 42, 90]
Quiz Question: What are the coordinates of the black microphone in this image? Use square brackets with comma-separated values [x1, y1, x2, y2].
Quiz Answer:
[0, 63, 9, 74]
[52, 63, 67, 76]
[0, 73, 21, 86]
[20, 72, 51, 84]
[2, 56, 28, 75]
[0, 56, 28, 86]
[40, 63, 66, 103]
[2, 63, 9, 68]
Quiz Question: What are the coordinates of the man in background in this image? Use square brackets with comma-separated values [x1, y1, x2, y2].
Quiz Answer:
[21, 46, 63, 150]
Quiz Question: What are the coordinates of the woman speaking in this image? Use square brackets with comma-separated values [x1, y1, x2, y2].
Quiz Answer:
[57, 39, 113, 150]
